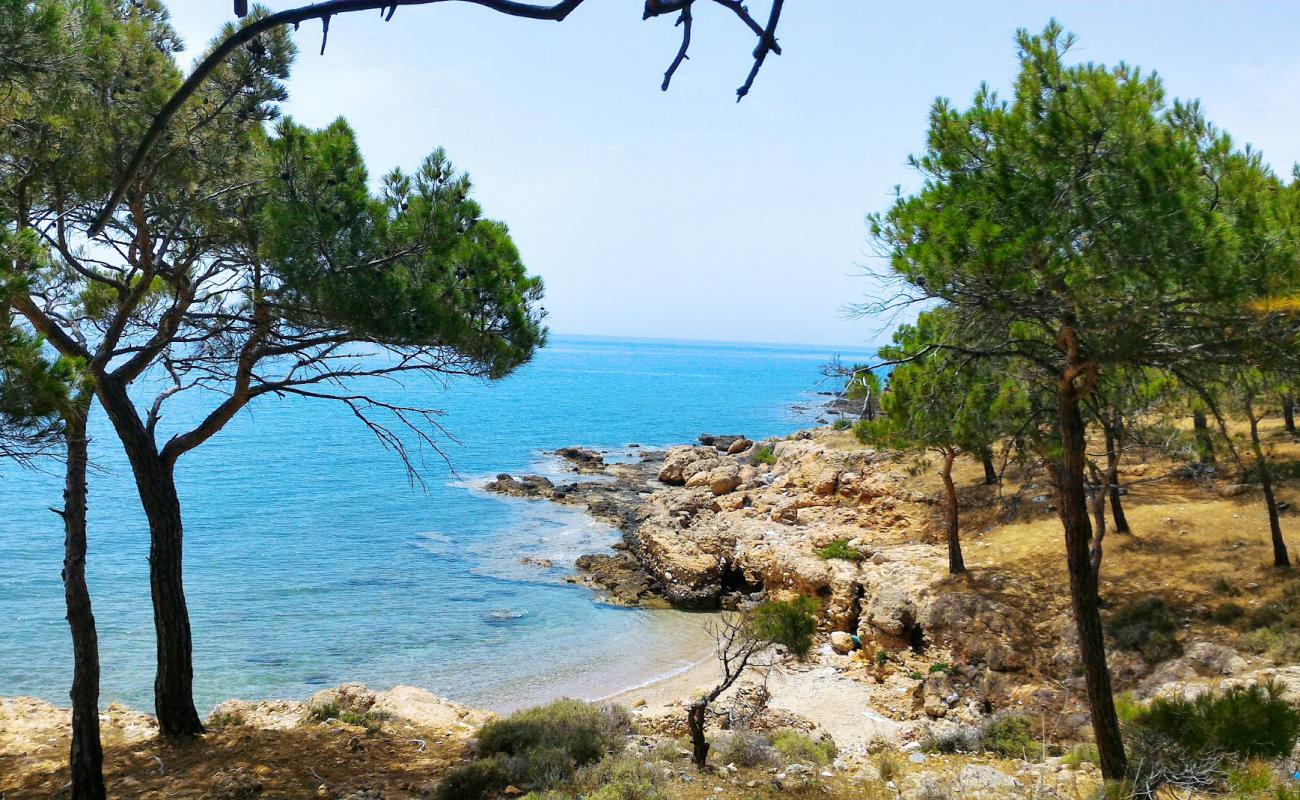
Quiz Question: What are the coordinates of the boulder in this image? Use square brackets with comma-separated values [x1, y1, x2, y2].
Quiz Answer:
[771, 499, 799, 524]
[370, 685, 493, 731]
[956, 765, 1020, 794]
[484, 474, 555, 499]
[830, 631, 855, 655]
[555, 446, 604, 471]
[657, 446, 715, 485]
[726, 438, 754, 455]
[1184, 641, 1247, 675]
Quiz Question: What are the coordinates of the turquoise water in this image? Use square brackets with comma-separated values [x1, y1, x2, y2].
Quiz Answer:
[0, 335, 870, 713]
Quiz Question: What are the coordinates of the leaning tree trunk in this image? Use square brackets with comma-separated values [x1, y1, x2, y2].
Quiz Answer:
[1104, 428, 1130, 535]
[1283, 395, 1296, 435]
[1192, 408, 1215, 466]
[97, 378, 204, 736]
[62, 398, 106, 800]
[1057, 379, 1127, 781]
[1248, 415, 1292, 569]
[939, 450, 965, 574]
[980, 451, 999, 485]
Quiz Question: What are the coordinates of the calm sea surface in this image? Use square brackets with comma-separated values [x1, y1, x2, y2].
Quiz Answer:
[0, 335, 871, 713]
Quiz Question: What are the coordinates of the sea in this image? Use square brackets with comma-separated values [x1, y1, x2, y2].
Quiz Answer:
[0, 335, 873, 714]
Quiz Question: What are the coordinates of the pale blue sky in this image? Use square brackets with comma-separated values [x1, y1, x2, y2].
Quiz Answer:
[166, 1, 1300, 347]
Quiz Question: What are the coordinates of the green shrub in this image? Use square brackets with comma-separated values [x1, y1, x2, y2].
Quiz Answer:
[477, 699, 628, 766]
[713, 730, 776, 767]
[1107, 596, 1183, 664]
[751, 596, 819, 659]
[434, 757, 510, 800]
[816, 539, 864, 562]
[832, 418, 852, 431]
[1114, 692, 1144, 723]
[207, 708, 246, 728]
[305, 702, 388, 730]
[770, 729, 836, 765]
[753, 445, 776, 465]
[437, 700, 630, 799]
[979, 715, 1043, 760]
[922, 727, 977, 754]
[908, 670, 924, 680]
[1062, 743, 1098, 769]
[1227, 760, 1278, 798]
[874, 648, 890, 666]
[928, 662, 951, 674]
[1212, 577, 1242, 597]
[579, 756, 665, 800]
[1128, 681, 1300, 762]
[1212, 602, 1246, 625]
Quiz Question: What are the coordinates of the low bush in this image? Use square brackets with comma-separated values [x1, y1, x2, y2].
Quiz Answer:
[875, 751, 902, 783]
[1061, 743, 1098, 769]
[1211, 602, 1246, 625]
[305, 702, 388, 730]
[1212, 576, 1242, 597]
[578, 756, 666, 800]
[478, 699, 629, 767]
[1241, 580, 1300, 662]
[436, 700, 631, 799]
[832, 418, 852, 431]
[1107, 596, 1183, 664]
[928, 662, 951, 674]
[921, 726, 978, 755]
[434, 757, 510, 800]
[753, 445, 777, 465]
[713, 730, 777, 767]
[751, 596, 819, 659]
[1129, 681, 1300, 762]
[816, 539, 864, 562]
[979, 715, 1043, 760]
[1125, 682, 1300, 795]
[770, 729, 836, 765]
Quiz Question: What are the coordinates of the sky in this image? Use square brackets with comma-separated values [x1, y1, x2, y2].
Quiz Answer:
[163, 1, 1300, 348]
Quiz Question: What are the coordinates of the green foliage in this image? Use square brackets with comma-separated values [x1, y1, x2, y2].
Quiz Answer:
[262, 119, 546, 378]
[1211, 602, 1246, 625]
[854, 308, 1027, 462]
[713, 730, 777, 767]
[753, 445, 776, 465]
[580, 757, 666, 800]
[1063, 743, 1099, 769]
[979, 715, 1043, 760]
[831, 418, 852, 431]
[874, 648, 890, 666]
[435, 701, 631, 799]
[477, 700, 629, 768]
[769, 729, 836, 765]
[434, 757, 510, 800]
[1130, 682, 1300, 762]
[1240, 582, 1300, 662]
[816, 539, 864, 562]
[928, 662, 951, 674]
[305, 702, 388, 730]
[751, 596, 819, 659]
[1107, 596, 1183, 664]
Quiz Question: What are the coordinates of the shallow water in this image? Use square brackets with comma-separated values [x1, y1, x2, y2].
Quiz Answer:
[0, 335, 871, 713]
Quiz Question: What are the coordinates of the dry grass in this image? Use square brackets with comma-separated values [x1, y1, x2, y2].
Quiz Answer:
[0, 710, 466, 799]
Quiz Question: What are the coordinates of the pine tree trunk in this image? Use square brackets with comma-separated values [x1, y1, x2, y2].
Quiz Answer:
[96, 378, 204, 736]
[1283, 395, 1296, 435]
[1057, 383, 1127, 781]
[687, 700, 709, 769]
[940, 450, 965, 574]
[981, 451, 998, 485]
[1105, 429, 1129, 535]
[1249, 415, 1292, 569]
[1193, 409, 1215, 466]
[62, 399, 106, 800]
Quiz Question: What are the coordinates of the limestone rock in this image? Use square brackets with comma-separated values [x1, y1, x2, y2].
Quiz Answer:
[830, 631, 855, 655]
